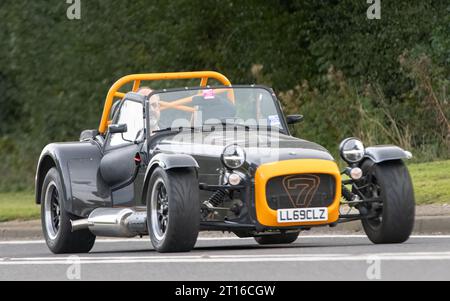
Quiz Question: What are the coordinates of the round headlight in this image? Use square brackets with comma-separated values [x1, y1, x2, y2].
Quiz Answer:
[339, 138, 365, 164]
[221, 144, 246, 169]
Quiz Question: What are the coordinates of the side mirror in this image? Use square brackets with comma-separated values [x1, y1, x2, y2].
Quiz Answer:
[80, 129, 99, 141]
[286, 114, 304, 125]
[109, 123, 128, 134]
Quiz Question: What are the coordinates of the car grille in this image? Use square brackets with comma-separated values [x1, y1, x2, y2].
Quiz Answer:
[266, 174, 336, 209]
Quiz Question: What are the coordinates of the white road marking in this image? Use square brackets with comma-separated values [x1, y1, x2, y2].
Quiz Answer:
[0, 237, 242, 245]
[0, 237, 241, 245]
[1, 235, 450, 245]
[2, 251, 450, 265]
[0, 235, 435, 245]
[2, 236, 450, 265]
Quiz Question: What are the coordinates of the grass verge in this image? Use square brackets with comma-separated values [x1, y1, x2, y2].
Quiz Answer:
[0, 192, 39, 222]
[408, 160, 450, 204]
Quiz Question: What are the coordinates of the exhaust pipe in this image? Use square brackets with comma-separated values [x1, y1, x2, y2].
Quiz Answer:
[71, 219, 90, 232]
[71, 208, 147, 238]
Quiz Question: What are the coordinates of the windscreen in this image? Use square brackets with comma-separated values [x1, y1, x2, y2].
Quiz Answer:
[147, 87, 284, 133]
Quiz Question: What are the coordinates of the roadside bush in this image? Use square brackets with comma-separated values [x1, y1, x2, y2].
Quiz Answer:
[0, 0, 448, 191]
[279, 67, 389, 156]
[279, 58, 450, 162]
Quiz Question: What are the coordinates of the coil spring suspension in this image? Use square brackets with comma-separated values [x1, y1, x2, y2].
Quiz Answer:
[342, 185, 354, 202]
[207, 189, 227, 207]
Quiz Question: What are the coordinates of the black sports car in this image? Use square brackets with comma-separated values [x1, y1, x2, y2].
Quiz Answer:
[35, 71, 415, 253]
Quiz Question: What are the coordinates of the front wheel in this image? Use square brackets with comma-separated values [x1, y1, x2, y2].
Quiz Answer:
[254, 232, 300, 245]
[146, 167, 200, 253]
[357, 160, 415, 244]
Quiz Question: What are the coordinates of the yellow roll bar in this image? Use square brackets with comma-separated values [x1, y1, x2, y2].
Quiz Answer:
[99, 71, 232, 134]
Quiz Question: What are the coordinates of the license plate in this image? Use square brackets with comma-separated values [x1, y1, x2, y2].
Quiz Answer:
[277, 208, 328, 223]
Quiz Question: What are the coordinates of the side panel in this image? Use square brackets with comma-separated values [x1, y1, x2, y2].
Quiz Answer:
[99, 143, 142, 208]
[36, 142, 112, 217]
[69, 156, 112, 217]
[100, 144, 140, 187]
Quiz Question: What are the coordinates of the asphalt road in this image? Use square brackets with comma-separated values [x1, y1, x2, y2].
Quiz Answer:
[1, 235, 450, 281]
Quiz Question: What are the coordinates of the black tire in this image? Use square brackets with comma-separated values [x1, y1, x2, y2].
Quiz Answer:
[358, 160, 415, 244]
[146, 167, 200, 253]
[41, 168, 96, 254]
[254, 232, 300, 245]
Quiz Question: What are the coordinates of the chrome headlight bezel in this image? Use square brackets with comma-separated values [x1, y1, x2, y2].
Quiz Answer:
[339, 138, 365, 164]
[221, 144, 246, 169]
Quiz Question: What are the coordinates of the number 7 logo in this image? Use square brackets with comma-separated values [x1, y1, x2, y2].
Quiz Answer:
[282, 175, 320, 208]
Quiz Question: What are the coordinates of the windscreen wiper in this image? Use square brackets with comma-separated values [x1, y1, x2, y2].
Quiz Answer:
[152, 126, 210, 134]
[203, 121, 251, 131]
[204, 122, 284, 133]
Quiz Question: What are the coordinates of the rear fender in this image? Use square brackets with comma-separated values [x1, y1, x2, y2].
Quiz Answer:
[35, 145, 72, 209]
[35, 141, 106, 216]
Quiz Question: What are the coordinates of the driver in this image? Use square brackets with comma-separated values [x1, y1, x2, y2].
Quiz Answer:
[137, 87, 160, 133]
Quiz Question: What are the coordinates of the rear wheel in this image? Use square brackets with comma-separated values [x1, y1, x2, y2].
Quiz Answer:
[41, 168, 96, 254]
[357, 160, 415, 244]
[147, 167, 200, 253]
[254, 232, 300, 245]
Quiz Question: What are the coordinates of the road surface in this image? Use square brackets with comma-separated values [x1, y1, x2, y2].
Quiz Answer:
[1, 235, 450, 281]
